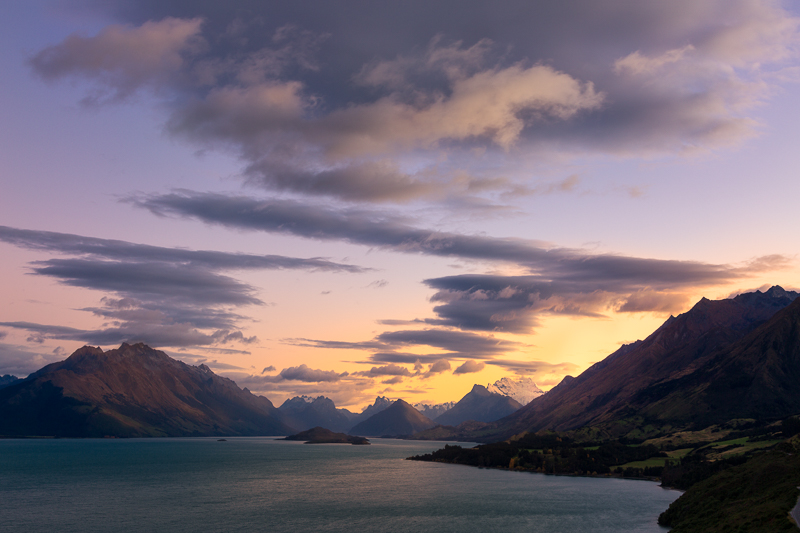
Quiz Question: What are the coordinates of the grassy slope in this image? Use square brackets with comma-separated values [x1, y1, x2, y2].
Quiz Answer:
[659, 437, 800, 532]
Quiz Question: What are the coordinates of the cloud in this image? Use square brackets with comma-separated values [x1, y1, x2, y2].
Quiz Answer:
[428, 359, 451, 374]
[0, 226, 366, 349]
[423, 273, 757, 333]
[376, 329, 518, 356]
[381, 376, 404, 385]
[30, 17, 205, 103]
[614, 46, 696, 76]
[0, 226, 364, 273]
[34, 2, 800, 202]
[486, 359, 579, 375]
[0, 319, 248, 349]
[616, 290, 691, 313]
[356, 364, 413, 377]
[130, 191, 768, 283]
[261, 365, 276, 374]
[264, 363, 349, 383]
[453, 360, 485, 374]
[132, 191, 791, 333]
[363, 351, 450, 365]
[300, 62, 603, 156]
[33, 258, 263, 306]
[163, 62, 600, 201]
[229, 374, 377, 408]
[291, 328, 520, 358]
[418, 358, 451, 379]
[0, 342, 65, 377]
[26, 333, 45, 344]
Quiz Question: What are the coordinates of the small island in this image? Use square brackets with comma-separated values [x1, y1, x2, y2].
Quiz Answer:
[284, 426, 370, 445]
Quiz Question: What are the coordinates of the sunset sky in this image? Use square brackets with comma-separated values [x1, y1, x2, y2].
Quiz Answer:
[1, 0, 799, 410]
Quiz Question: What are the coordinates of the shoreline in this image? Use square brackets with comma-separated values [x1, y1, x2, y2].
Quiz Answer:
[409, 456, 685, 490]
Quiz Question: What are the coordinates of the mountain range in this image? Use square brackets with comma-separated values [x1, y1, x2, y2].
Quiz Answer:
[486, 285, 800, 440]
[0, 343, 294, 437]
[0, 375, 20, 389]
[413, 401, 457, 419]
[278, 395, 357, 433]
[349, 399, 436, 437]
[434, 384, 522, 426]
[3, 286, 797, 442]
[486, 377, 544, 405]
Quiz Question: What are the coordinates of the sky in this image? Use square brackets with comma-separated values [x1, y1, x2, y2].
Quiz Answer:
[1, 0, 799, 410]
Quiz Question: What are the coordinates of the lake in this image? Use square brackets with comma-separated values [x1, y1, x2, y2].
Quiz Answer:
[0, 437, 679, 532]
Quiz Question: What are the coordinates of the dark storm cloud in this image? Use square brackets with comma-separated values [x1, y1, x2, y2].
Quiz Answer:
[37, 1, 799, 201]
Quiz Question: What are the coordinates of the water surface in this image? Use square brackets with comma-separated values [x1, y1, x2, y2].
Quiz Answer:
[0, 438, 678, 532]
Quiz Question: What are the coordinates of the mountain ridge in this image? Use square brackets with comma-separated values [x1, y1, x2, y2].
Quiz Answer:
[349, 399, 435, 437]
[435, 384, 522, 426]
[278, 395, 356, 433]
[0, 343, 295, 437]
[489, 286, 800, 439]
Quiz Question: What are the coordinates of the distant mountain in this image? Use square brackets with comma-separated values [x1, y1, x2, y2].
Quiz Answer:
[349, 396, 394, 426]
[487, 377, 544, 405]
[413, 401, 456, 419]
[278, 396, 356, 433]
[435, 384, 523, 426]
[491, 286, 800, 439]
[0, 375, 21, 389]
[349, 399, 435, 437]
[0, 343, 296, 438]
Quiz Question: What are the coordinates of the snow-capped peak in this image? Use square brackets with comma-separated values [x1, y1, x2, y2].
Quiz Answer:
[486, 377, 544, 405]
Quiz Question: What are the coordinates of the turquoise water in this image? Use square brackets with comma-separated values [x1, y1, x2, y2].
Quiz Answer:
[0, 438, 678, 532]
